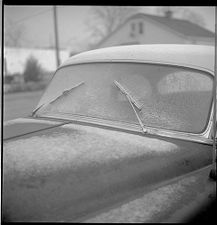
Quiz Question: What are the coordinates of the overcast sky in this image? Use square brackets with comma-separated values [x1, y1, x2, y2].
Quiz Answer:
[4, 6, 215, 51]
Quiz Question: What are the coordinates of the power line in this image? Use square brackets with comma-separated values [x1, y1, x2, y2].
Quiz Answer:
[11, 8, 52, 25]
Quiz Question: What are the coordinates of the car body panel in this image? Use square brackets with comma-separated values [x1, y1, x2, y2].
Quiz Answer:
[60, 45, 214, 73]
[84, 165, 216, 223]
[3, 122, 212, 222]
[3, 117, 69, 140]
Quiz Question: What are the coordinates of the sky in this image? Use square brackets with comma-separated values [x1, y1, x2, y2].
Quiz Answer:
[4, 6, 216, 51]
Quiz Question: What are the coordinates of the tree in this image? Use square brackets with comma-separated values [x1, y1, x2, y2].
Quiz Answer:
[23, 56, 43, 82]
[4, 19, 26, 47]
[155, 7, 206, 27]
[87, 6, 140, 44]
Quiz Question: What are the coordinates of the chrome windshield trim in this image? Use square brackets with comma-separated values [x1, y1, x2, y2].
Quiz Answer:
[35, 113, 213, 145]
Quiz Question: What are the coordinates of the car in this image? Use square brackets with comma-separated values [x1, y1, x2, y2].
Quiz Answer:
[3, 44, 216, 222]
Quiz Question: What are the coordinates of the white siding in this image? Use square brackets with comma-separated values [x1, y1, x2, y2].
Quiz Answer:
[135, 18, 187, 44]
[195, 41, 214, 46]
[193, 37, 214, 46]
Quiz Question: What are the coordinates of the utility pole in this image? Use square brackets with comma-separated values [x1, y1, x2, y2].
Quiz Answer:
[53, 5, 60, 67]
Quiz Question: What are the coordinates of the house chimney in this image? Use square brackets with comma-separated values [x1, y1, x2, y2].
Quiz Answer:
[165, 9, 173, 19]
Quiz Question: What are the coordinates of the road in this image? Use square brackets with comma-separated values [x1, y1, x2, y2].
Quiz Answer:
[3, 90, 44, 121]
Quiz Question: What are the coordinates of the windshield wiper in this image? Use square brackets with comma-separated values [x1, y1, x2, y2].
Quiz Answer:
[49, 81, 85, 105]
[114, 81, 143, 111]
[32, 81, 85, 116]
[114, 80, 147, 134]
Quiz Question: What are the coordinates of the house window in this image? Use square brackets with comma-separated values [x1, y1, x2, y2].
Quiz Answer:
[130, 23, 135, 37]
[139, 22, 143, 34]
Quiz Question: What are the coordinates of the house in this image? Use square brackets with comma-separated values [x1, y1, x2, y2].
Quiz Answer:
[95, 11, 215, 49]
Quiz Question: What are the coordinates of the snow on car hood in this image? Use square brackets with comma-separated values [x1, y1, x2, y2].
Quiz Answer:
[4, 123, 178, 179]
[3, 122, 211, 222]
[3, 117, 68, 140]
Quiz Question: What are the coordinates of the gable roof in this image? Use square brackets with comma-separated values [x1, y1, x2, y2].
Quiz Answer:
[140, 13, 214, 37]
[95, 13, 215, 48]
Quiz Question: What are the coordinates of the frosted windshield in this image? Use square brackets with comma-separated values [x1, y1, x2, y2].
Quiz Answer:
[37, 63, 213, 133]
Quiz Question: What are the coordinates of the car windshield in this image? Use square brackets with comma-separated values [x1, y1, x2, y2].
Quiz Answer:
[36, 62, 213, 133]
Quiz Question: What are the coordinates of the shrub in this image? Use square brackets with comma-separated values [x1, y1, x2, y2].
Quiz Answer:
[23, 56, 43, 83]
[4, 75, 14, 84]
[4, 72, 23, 84]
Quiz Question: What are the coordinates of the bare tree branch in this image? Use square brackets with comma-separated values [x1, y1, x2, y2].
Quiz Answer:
[4, 19, 26, 47]
[86, 6, 140, 44]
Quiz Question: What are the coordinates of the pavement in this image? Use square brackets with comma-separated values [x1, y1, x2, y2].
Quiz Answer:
[3, 90, 44, 122]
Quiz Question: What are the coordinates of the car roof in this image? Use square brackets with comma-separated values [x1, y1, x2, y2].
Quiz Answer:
[60, 44, 215, 73]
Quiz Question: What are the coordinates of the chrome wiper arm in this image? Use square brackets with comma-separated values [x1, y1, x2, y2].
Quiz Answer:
[32, 81, 85, 117]
[32, 103, 46, 116]
[114, 80, 143, 110]
[49, 81, 85, 105]
[114, 80, 147, 134]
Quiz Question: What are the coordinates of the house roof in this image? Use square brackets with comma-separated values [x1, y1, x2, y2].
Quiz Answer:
[95, 13, 215, 48]
[139, 13, 214, 37]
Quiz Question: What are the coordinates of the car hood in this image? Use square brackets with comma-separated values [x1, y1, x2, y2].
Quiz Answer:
[3, 118, 212, 222]
[3, 117, 69, 140]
